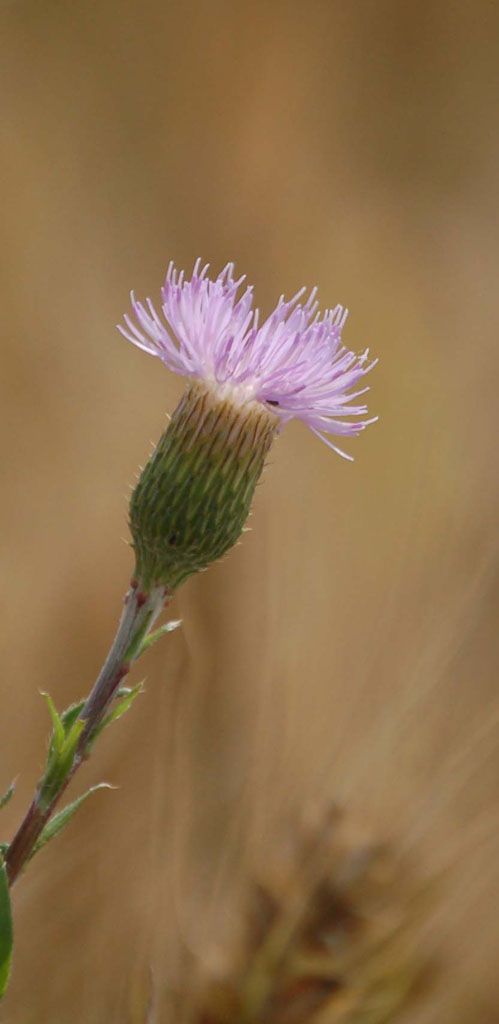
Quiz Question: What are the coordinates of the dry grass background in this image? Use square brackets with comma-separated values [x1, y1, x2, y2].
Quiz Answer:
[1, 1, 498, 1021]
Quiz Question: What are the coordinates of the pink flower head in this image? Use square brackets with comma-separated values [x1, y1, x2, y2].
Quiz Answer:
[118, 259, 377, 460]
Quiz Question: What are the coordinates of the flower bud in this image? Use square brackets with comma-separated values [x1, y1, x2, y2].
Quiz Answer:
[130, 381, 278, 591]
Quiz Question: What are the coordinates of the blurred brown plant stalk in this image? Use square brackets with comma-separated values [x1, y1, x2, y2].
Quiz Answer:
[163, 808, 434, 1024]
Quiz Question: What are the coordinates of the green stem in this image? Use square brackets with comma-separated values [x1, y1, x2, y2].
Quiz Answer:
[4, 583, 168, 887]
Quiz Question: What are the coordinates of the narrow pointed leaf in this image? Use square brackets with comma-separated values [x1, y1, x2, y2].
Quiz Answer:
[138, 619, 182, 655]
[42, 693, 64, 753]
[40, 713, 86, 810]
[60, 700, 86, 735]
[28, 783, 113, 861]
[106, 682, 143, 725]
[0, 783, 15, 813]
[93, 683, 144, 742]
[59, 718, 85, 760]
[0, 856, 13, 998]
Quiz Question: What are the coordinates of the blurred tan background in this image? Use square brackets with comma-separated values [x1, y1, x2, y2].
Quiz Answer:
[1, 1, 498, 1021]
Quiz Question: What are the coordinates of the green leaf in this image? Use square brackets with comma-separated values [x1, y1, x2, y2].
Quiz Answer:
[28, 784, 113, 861]
[42, 693, 64, 753]
[0, 855, 13, 999]
[39, 707, 86, 810]
[105, 682, 143, 725]
[59, 718, 85, 761]
[138, 619, 182, 655]
[0, 783, 15, 813]
[90, 683, 144, 746]
[60, 700, 86, 735]
[125, 614, 182, 662]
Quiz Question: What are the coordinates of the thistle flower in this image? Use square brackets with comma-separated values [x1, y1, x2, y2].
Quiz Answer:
[119, 259, 377, 460]
[119, 261, 377, 591]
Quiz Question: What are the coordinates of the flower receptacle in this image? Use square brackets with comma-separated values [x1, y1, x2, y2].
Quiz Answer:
[129, 381, 278, 591]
